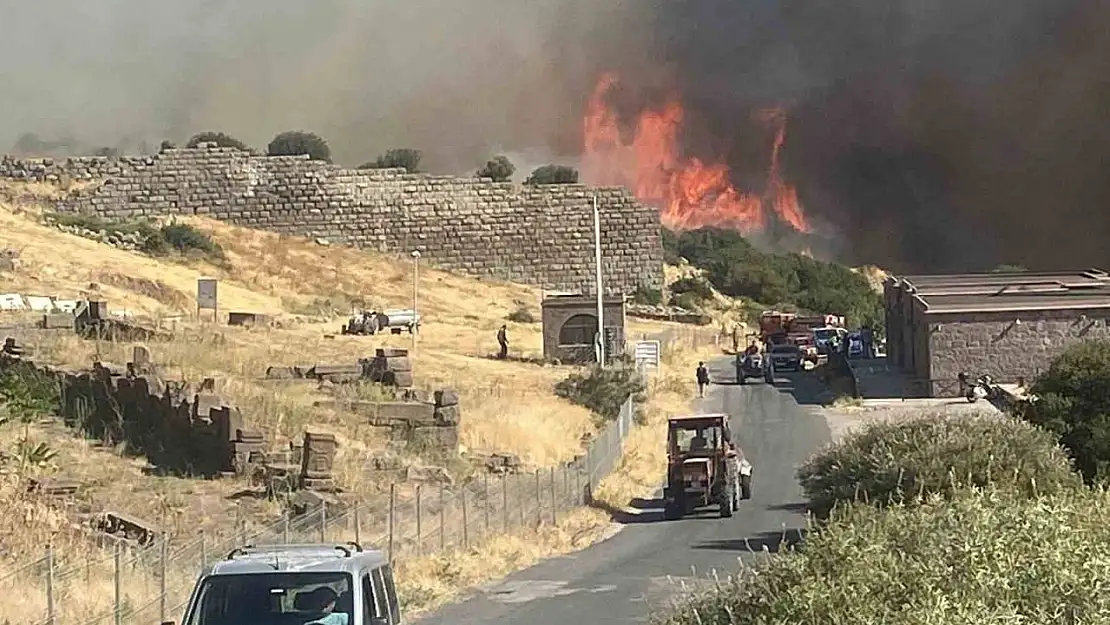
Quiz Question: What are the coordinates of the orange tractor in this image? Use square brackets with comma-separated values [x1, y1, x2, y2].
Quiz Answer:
[663, 414, 752, 520]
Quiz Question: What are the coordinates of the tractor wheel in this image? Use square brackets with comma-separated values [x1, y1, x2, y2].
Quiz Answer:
[664, 499, 683, 520]
[719, 491, 733, 518]
[740, 474, 752, 500]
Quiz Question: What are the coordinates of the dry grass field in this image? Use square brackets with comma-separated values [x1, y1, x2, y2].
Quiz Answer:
[0, 181, 724, 622]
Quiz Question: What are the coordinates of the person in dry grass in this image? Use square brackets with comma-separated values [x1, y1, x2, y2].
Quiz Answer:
[497, 324, 508, 359]
[696, 361, 710, 397]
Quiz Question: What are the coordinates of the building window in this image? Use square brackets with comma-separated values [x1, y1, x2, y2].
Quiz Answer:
[559, 314, 598, 346]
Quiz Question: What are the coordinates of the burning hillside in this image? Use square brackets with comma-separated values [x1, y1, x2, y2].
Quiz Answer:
[581, 73, 810, 236]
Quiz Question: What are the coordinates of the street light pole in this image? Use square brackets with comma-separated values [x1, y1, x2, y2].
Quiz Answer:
[593, 195, 605, 367]
[411, 250, 421, 352]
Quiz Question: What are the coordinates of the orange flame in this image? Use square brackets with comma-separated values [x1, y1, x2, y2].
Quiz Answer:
[582, 73, 811, 234]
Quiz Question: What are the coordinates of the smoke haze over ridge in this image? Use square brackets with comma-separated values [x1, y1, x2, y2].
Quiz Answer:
[3, 0, 1108, 273]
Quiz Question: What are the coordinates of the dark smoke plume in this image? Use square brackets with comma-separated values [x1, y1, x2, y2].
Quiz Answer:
[3, 1, 1107, 273]
[635, 0, 1108, 273]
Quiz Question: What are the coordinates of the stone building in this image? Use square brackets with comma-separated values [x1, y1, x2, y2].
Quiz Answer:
[541, 293, 627, 365]
[884, 269, 1110, 397]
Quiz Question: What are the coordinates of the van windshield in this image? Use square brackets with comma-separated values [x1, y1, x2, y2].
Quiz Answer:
[187, 572, 353, 625]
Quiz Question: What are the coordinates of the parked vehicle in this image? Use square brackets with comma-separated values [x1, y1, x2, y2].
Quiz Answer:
[769, 343, 805, 372]
[846, 332, 865, 359]
[173, 542, 403, 625]
[663, 414, 751, 520]
[813, 325, 848, 355]
[736, 352, 773, 384]
[342, 309, 421, 336]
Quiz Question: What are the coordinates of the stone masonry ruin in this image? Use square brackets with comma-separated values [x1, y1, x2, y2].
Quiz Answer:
[0, 146, 665, 295]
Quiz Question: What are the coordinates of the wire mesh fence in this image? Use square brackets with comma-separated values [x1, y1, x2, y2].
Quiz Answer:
[2, 395, 637, 625]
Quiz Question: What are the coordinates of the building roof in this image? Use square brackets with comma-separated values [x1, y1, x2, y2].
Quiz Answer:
[889, 269, 1110, 314]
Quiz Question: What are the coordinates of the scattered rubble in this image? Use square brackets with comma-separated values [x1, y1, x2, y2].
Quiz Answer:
[626, 303, 711, 325]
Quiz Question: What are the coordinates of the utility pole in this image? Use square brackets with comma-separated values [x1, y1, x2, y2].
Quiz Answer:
[411, 250, 421, 352]
[593, 195, 606, 367]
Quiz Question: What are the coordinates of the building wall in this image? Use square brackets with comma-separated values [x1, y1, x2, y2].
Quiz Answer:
[927, 307, 1110, 394]
[0, 148, 664, 296]
[541, 298, 626, 365]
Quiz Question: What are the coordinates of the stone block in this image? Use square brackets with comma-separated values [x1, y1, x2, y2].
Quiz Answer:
[309, 364, 362, 377]
[434, 389, 459, 407]
[375, 401, 436, 424]
[410, 426, 459, 452]
[383, 370, 413, 388]
[266, 366, 298, 379]
[375, 348, 409, 358]
[433, 405, 460, 426]
[382, 356, 411, 372]
[41, 313, 75, 330]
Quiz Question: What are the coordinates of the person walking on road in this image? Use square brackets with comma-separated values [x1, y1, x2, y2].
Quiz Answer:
[696, 361, 710, 398]
[496, 325, 508, 360]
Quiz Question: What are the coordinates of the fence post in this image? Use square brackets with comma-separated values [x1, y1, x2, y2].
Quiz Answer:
[200, 530, 207, 568]
[461, 488, 469, 548]
[550, 467, 557, 525]
[438, 483, 446, 551]
[575, 457, 582, 505]
[283, 512, 290, 544]
[481, 475, 490, 537]
[114, 542, 122, 625]
[160, 535, 168, 624]
[354, 504, 362, 546]
[46, 546, 55, 625]
[415, 485, 423, 557]
[585, 447, 593, 500]
[501, 475, 508, 532]
[388, 484, 396, 563]
[534, 469, 542, 527]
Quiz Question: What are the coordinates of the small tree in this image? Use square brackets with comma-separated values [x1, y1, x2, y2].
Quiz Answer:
[159, 140, 176, 152]
[185, 131, 249, 151]
[1020, 339, 1110, 484]
[476, 155, 515, 182]
[525, 164, 579, 185]
[360, 148, 422, 172]
[267, 131, 332, 162]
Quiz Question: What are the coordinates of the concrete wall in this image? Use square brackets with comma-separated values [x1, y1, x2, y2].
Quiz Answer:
[927, 308, 1110, 395]
[0, 148, 664, 296]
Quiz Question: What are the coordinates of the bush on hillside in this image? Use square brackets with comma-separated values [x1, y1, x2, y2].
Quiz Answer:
[267, 131, 332, 162]
[476, 155, 515, 182]
[524, 164, 578, 185]
[360, 148, 422, 172]
[631, 286, 663, 306]
[555, 361, 646, 426]
[1020, 339, 1110, 485]
[185, 131, 249, 151]
[46, 213, 224, 261]
[0, 361, 60, 424]
[658, 485, 1110, 625]
[664, 227, 882, 329]
[797, 413, 1079, 518]
[669, 276, 715, 310]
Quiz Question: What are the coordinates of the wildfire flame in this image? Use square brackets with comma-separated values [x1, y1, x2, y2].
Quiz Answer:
[581, 73, 811, 234]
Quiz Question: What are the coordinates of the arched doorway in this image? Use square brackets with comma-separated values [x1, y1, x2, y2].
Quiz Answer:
[558, 314, 598, 347]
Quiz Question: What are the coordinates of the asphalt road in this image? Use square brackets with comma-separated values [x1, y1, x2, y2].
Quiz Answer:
[416, 359, 833, 624]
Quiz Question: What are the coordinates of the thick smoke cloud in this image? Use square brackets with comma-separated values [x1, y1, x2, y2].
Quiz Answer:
[0, 0, 646, 173]
[4, 1, 1107, 273]
[640, 0, 1109, 273]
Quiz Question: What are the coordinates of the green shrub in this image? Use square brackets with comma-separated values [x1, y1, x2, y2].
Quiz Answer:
[1020, 339, 1110, 484]
[45, 213, 223, 261]
[476, 155, 515, 182]
[631, 286, 663, 306]
[360, 148, 422, 172]
[555, 362, 646, 426]
[267, 131, 332, 162]
[797, 412, 1079, 518]
[506, 306, 535, 323]
[160, 222, 224, 258]
[524, 164, 578, 185]
[657, 485, 1110, 625]
[664, 227, 882, 328]
[185, 131, 249, 151]
[0, 362, 59, 424]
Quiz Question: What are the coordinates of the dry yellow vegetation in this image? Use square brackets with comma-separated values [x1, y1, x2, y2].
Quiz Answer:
[0, 182, 725, 623]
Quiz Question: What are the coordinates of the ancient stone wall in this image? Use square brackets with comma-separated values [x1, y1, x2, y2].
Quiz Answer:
[927, 308, 1110, 395]
[0, 148, 664, 295]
